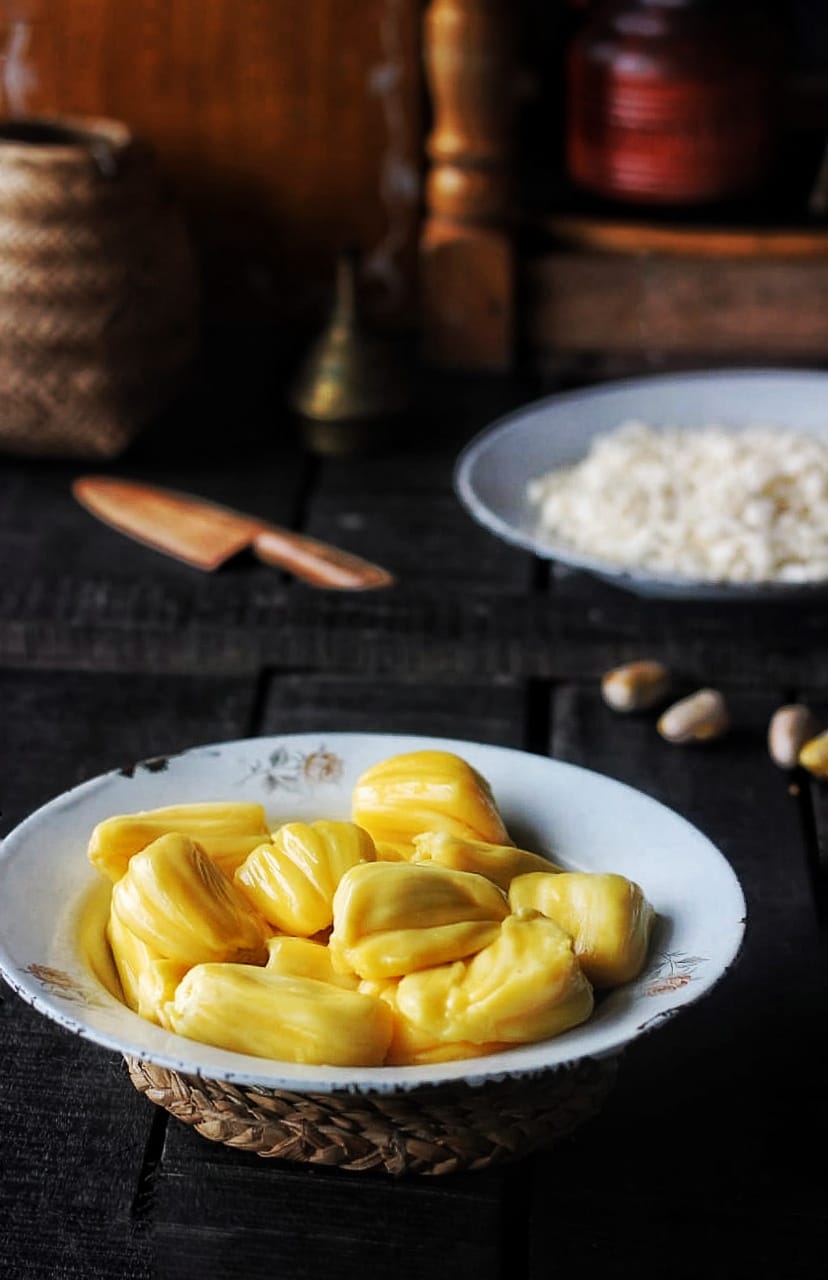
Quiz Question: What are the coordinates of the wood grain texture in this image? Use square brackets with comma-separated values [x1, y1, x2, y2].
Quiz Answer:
[0, 444, 311, 588]
[0, 397, 548, 677]
[257, 671, 527, 745]
[150, 1150, 507, 1280]
[70, 475, 396, 588]
[0, 996, 153, 1280]
[6, 558, 828, 689]
[2, 367, 828, 1280]
[538, 681, 828, 1280]
[145, 668, 529, 1279]
[0, 668, 260, 832]
[0, 0, 423, 325]
[0, 667, 266, 1278]
[525, 250, 828, 357]
[420, 0, 516, 370]
[304, 444, 535, 591]
[543, 214, 828, 259]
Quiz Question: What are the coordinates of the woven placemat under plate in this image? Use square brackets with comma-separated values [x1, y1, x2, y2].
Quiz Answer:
[126, 1054, 618, 1176]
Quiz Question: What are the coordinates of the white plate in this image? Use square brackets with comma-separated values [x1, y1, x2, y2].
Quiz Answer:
[454, 367, 828, 599]
[0, 732, 746, 1093]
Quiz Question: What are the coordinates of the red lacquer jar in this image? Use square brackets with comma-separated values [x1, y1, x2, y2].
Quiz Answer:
[566, 0, 783, 205]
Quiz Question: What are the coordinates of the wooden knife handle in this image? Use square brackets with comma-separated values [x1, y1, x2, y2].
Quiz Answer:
[252, 527, 394, 591]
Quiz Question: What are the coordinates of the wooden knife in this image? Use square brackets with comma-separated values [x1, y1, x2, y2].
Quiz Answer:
[72, 476, 394, 591]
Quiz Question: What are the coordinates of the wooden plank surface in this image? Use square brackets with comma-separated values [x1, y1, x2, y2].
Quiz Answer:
[0, 668, 262, 1279]
[306, 449, 535, 591]
[146, 670, 534, 1280]
[257, 672, 528, 745]
[530, 681, 828, 1280]
[2, 372, 827, 1280]
[526, 252, 828, 358]
[2, 675, 826, 1277]
[3, 379, 828, 690]
[6, 561, 828, 688]
[150, 1143, 510, 1280]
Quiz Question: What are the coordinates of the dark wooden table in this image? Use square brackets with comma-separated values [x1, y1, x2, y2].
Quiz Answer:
[1, 365, 827, 1280]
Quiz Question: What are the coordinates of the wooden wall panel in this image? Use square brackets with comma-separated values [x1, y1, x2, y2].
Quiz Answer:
[0, 0, 423, 327]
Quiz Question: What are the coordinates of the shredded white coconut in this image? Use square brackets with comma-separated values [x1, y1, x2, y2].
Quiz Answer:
[526, 421, 828, 584]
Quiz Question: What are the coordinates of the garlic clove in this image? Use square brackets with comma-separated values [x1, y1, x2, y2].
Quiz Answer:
[657, 689, 729, 745]
[768, 704, 820, 770]
[601, 660, 671, 713]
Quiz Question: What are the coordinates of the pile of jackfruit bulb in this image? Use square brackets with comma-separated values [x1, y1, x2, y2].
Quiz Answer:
[86, 750, 656, 1068]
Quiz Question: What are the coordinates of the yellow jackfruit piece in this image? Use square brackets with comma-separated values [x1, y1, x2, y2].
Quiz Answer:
[265, 935, 359, 990]
[328, 860, 509, 980]
[76, 879, 123, 1002]
[166, 963, 394, 1066]
[351, 750, 513, 860]
[373, 843, 409, 862]
[106, 902, 187, 1026]
[509, 871, 655, 988]
[411, 830, 561, 891]
[111, 832, 267, 967]
[88, 801, 270, 882]
[359, 978, 509, 1066]
[235, 820, 376, 936]
[395, 911, 594, 1046]
[137, 959, 190, 1028]
[106, 901, 153, 1011]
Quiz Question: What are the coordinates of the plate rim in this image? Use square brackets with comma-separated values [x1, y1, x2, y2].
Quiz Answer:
[454, 365, 828, 599]
[0, 729, 747, 1094]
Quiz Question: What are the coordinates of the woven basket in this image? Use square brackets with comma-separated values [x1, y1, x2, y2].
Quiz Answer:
[126, 1053, 618, 1176]
[0, 116, 199, 459]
